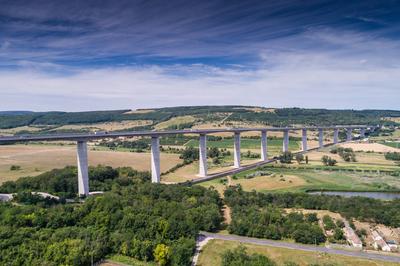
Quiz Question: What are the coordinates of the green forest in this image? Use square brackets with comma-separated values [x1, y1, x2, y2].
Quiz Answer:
[1, 106, 399, 130]
[2, 166, 400, 265]
[0, 166, 223, 265]
[224, 186, 400, 228]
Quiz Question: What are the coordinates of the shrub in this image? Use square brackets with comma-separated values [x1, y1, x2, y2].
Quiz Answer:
[221, 246, 276, 266]
[10, 165, 21, 171]
[321, 156, 337, 166]
[385, 152, 400, 161]
[295, 154, 304, 164]
[280, 151, 292, 164]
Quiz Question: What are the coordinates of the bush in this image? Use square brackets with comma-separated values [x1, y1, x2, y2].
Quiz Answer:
[295, 154, 304, 164]
[321, 156, 337, 166]
[292, 224, 326, 244]
[280, 151, 293, 164]
[331, 147, 356, 162]
[10, 165, 21, 171]
[221, 246, 276, 266]
[385, 152, 400, 161]
[322, 215, 336, 231]
[179, 146, 199, 162]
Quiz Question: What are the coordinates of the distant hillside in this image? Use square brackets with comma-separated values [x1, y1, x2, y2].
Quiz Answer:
[0, 111, 34, 116]
[0, 106, 399, 131]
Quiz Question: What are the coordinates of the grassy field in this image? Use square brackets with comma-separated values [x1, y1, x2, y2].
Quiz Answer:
[0, 144, 182, 183]
[154, 115, 197, 130]
[380, 142, 400, 149]
[197, 239, 399, 266]
[200, 163, 400, 194]
[50, 120, 153, 132]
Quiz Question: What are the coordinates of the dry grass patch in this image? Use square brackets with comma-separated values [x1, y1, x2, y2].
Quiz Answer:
[233, 174, 305, 191]
[236, 107, 276, 113]
[161, 161, 199, 183]
[49, 120, 153, 132]
[339, 142, 400, 153]
[0, 126, 44, 135]
[306, 149, 398, 167]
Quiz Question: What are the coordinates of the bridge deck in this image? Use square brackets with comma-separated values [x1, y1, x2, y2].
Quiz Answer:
[0, 125, 371, 143]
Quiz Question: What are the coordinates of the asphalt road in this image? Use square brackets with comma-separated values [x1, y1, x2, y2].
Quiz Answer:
[200, 232, 400, 264]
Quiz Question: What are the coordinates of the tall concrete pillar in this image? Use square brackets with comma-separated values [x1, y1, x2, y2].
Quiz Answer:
[346, 128, 352, 141]
[282, 129, 289, 152]
[198, 134, 207, 177]
[77, 141, 89, 196]
[260, 130, 268, 161]
[333, 128, 339, 144]
[318, 128, 324, 148]
[233, 132, 241, 168]
[302, 129, 307, 152]
[360, 128, 366, 138]
[151, 136, 160, 183]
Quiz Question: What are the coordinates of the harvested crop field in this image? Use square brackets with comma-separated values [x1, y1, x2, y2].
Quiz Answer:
[0, 144, 182, 183]
[49, 120, 153, 132]
[339, 142, 400, 153]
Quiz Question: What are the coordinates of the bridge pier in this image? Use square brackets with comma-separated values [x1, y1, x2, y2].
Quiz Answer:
[233, 132, 241, 168]
[260, 130, 268, 161]
[282, 129, 289, 153]
[198, 134, 207, 177]
[360, 128, 366, 138]
[77, 141, 89, 196]
[318, 128, 324, 149]
[346, 128, 352, 141]
[151, 136, 160, 183]
[301, 129, 307, 152]
[333, 128, 339, 144]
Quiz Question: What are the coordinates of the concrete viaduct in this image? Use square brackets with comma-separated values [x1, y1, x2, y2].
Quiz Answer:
[0, 125, 375, 196]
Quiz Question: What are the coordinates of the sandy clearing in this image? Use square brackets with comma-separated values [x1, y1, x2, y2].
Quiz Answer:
[0, 145, 182, 183]
[285, 208, 345, 220]
[123, 109, 155, 114]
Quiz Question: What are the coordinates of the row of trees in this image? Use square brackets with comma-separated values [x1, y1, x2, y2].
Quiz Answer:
[385, 152, 400, 161]
[0, 165, 148, 198]
[225, 187, 326, 245]
[279, 152, 309, 164]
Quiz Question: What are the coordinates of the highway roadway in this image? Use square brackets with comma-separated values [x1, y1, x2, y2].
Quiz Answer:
[199, 232, 400, 264]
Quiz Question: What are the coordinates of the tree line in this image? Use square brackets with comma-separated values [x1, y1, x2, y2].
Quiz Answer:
[224, 186, 400, 228]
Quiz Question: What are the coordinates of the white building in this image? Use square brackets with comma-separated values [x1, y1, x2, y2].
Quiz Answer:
[372, 230, 391, 252]
[344, 226, 362, 249]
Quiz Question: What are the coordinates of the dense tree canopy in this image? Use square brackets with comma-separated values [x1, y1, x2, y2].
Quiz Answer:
[0, 166, 223, 265]
[224, 186, 400, 227]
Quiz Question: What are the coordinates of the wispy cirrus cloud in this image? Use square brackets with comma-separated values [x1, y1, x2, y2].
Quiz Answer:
[0, 0, 399, 110]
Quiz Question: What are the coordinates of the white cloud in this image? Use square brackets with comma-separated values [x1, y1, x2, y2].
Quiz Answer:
[0, 29, 399, 111]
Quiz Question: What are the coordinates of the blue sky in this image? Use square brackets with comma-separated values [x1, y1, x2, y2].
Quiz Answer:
[0, 0, 399, 111]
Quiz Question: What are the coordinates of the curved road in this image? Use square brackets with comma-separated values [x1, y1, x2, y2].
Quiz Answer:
[200, 232, 400, 264]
